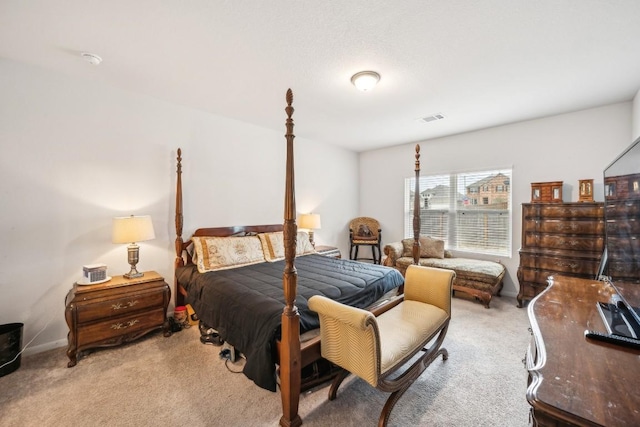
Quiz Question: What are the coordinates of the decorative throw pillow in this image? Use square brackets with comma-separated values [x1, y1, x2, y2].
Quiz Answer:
[258, 231, 316, 262]
[401, 236, 445, 259]
[191, 236, 266, 273]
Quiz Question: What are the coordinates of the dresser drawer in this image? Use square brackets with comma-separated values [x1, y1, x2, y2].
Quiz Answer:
[523, 234, 603, 252]
[76, 288, 166, 323]
[519, 268, 553, 285]
[608, 260, 640, 278]
[606, 218, 640, 234]
[77, 308, 165, 346]
[523, 203, 603, 219]
[519, 254, 599, 276]
[605, 200, 640, 217]
[523, 219, 604, 235]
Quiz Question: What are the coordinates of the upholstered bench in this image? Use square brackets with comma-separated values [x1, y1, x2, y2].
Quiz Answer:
[309, 265, 455, 427]
[384, 237, 505, 308]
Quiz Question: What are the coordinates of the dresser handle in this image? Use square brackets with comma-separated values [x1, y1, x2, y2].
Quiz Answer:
[111, 319, 140, 330]
[555, 261, 578, 270]
[558, 239, 580, 247]
[555, 223, 579, 231]
[112, 300, 139, 310]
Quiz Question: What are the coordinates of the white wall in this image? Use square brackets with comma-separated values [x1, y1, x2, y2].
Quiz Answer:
[360, 103, 633, 298]
[633, 88, 640, 140]
[0, 59, 358, 354]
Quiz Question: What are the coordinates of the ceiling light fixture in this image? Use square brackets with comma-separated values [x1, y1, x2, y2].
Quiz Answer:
[350, 71, 380, 92]
[81, 52, 102, 65]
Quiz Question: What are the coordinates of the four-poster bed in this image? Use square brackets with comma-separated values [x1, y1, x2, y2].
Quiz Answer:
[173, 90, 409, 426]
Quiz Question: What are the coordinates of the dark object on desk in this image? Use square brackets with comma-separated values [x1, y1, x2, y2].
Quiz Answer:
[596, 300, 640, 338]
[584, 329, 640, 350]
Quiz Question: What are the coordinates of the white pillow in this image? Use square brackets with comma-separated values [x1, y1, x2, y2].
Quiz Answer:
[258, 231, 316, 262]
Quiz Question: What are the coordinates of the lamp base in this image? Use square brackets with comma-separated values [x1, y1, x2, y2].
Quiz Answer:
[123, 270, 144, 279]
[124, 244, 144, 279]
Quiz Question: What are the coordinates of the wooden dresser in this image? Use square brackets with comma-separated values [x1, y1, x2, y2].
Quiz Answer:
[526, 275, 640, 426]
[65, 271, 171, 367]
[604, 173, 640, 281]
[517, 202, 604, 307]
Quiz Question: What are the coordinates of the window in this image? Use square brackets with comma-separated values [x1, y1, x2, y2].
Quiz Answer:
[404, 168, 512, 256]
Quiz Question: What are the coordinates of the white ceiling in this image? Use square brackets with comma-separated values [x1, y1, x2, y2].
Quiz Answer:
[2, 0, 640, 152]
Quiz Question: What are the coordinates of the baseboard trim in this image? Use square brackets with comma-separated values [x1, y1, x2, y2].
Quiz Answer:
[23, 339, 67, 357]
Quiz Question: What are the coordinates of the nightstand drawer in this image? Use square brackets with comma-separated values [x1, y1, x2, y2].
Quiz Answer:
[77, 308, 165, 345]
[65, 271, 170, 367]
[76, 289, 165, 323]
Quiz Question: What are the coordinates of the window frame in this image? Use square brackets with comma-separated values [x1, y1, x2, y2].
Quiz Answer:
[404, 168, 512, 257]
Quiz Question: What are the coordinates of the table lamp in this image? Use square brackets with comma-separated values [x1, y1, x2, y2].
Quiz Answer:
[298, 213, 321, 247]
[112, 215, 155, 279]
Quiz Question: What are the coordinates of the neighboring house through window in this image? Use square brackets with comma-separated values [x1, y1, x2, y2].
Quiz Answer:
[404, 169, 512, 257]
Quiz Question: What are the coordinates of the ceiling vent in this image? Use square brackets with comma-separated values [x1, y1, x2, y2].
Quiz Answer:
[418, 113, 446, 123]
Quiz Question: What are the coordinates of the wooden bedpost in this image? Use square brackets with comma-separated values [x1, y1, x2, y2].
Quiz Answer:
[412, 144, 421, 265]
[279, 89, 302, 427]
[175, 148, 185, 307]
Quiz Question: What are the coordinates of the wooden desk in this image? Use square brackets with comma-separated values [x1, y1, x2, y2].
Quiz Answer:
[526, 275, 640, 426]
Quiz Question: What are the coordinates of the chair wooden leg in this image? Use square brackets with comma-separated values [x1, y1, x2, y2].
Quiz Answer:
[378, 383, 411, 427]
[328, 369, 350, 401]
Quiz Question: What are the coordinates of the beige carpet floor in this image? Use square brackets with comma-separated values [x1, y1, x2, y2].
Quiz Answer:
[0, 295, 530, 426]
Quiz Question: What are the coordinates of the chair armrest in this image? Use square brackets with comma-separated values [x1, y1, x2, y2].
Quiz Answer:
[308, 295, 380, 387]
[383, 242, 404, 267]
[404, 265, 455, 315]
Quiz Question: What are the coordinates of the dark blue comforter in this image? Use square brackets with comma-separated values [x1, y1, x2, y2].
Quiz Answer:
[176, 254, 404, 391]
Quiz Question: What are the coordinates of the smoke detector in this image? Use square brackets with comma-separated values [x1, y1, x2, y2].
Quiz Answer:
[81, 52, 102, 65]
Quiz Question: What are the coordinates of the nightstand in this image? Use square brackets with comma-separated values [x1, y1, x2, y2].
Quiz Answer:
[315, 245, 341, 258]
[65, 271, 171, 367]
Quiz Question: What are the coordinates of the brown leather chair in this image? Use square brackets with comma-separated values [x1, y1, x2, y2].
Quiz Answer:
[349, 217, 382, 264]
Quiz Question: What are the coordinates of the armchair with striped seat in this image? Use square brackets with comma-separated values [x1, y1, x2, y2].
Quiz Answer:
[309, 265, 455, 427]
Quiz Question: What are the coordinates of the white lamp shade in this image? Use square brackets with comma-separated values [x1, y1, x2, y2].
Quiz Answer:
[112, 215, 156, 244]
[298, 213, 321, 230]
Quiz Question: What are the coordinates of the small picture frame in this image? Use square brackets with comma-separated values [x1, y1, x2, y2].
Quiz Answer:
[532, 187, 541, 201]
[578, 179, 594, 202]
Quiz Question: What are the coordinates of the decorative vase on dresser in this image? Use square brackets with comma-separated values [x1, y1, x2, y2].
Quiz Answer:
[516, 202, 604, 307]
